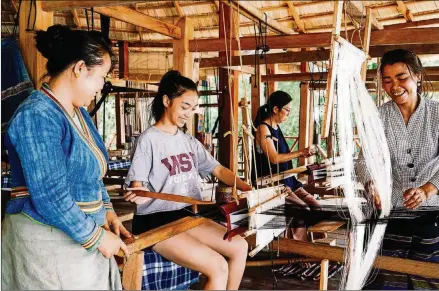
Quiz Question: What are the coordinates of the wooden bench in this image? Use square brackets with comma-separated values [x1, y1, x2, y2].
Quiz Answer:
[117, 216, 208, 290]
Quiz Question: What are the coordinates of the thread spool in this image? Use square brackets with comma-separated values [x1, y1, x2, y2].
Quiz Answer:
[215, 184, 234, 204]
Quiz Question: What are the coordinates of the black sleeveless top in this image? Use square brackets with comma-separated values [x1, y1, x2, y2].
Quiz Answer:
[251, 122, 303, 191]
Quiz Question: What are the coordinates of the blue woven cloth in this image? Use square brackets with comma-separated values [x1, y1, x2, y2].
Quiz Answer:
[142, 249, 199, 290]
[1, 37, 34, 131]
[1, 173, 12, 190]
[108, 160, 131, 170]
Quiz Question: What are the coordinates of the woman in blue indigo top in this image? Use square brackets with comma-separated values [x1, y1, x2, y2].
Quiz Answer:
[124, 70, 252, 290]
[2, 25, 130, 290]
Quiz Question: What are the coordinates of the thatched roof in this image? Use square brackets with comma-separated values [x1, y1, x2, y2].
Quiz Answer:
[2, 1, 439, 81]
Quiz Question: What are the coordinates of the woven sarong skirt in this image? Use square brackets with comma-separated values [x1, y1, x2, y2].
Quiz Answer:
[1, 214, 122, 290]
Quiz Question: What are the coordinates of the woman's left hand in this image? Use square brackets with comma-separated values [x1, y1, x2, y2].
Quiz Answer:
[403, 187, 428, 209]
[104, 211, 133, 238]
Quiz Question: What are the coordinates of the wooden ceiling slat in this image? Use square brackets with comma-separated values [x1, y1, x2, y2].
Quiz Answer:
[41, 1, 148, 11]
[188, 27, 439, 52]
[93, 6, 181, 39]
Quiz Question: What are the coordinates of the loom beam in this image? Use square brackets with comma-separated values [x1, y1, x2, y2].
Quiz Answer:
[246, 236, 439, 279]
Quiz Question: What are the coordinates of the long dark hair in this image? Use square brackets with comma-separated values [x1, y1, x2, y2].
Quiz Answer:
[253, 90, 292, 128]
[150, 70, 198, 125]
[35, 24, 114, 78]
[379, 49, 431, 96]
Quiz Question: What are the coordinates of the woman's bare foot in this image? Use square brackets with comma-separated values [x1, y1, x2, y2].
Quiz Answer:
[282, 187, 309, 208]
[294, 187, 321, 209]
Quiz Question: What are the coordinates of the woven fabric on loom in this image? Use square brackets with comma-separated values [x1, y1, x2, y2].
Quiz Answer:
[142, 249, 199, 290]
[108, 160, 131, 170]
[2, 173, 11, 190]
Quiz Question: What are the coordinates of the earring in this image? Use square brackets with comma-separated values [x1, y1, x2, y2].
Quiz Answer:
[74, 72, 80, 78]
[417, 81, 421, 86]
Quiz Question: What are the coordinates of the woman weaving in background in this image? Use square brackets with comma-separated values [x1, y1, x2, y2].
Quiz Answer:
[252, 91, 321, 209]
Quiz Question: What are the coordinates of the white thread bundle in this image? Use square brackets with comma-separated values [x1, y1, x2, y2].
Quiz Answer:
[334, 38, 392, 290]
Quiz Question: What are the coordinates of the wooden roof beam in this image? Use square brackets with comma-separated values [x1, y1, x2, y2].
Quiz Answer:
[71, 9, 81, 28]
[173, 1, 184, 17]
[261, 68, 439, 82]
[228, 0, 295, 35]
[10, 0, 18, 13]
[198, 44, 439, 67]
[93, 6, 181, 39]
[293, 1, 332, 8]
[385, 18, 439, 29]
[287, 2, 306, 33]
[347, 1, 383, 29]
[178, 1, 213, 8]
[188, 27, 439, 52]
[396, 1, 415, 22]
[135, 1, 212, 9]
[41, 1, 147, 11]
[259, 3, 288, 12]
[133, 4, 144, 42]
[301, 11, 334, 20]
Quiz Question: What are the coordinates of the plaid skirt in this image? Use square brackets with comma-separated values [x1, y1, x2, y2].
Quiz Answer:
[141, 249, 199, 290]
[133, 209, 200, 290]
[364, 213, 439, 290]
[1, 214, 122, 290]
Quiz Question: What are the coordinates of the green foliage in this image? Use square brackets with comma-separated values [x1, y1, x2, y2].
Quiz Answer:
[276, 82, 301, 147]
[97, 95, 116, 149]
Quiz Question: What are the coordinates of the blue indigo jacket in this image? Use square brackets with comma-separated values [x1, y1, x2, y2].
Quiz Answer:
[5, 87, 114, 251]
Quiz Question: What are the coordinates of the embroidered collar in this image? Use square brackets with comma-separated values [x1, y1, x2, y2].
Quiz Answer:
[41, 83, 107, 178]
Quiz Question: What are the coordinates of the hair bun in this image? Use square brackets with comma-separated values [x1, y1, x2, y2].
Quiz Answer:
[35, 25, 73, 60]
[162, 70, 182, 80]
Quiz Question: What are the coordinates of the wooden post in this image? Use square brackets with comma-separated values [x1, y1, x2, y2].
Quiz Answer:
[116, 93, 126, 148]
[173, 17, 194, 78]
[19, 1, 54, 89]
[218, 2, 239, 173]
[251, 66, 262, 121]
[118, 41, 129, 79]
[173, 17, 196, 136]
[298, 82, 314, 166]
[361, 7, 373, 81]
[122, 251, 144, 290]
[327, 116, 335, 158]
[376, 57, 384, 106]
[266, 64, 277, 98]
[319, 259, 329, 290]
[240, 98, 251, 183]
[218, 67, 239, 173]
[298, 58, 313, 166]
[321, 0, 343, 138]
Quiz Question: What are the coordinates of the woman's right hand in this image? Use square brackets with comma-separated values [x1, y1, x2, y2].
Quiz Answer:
[300, 145, 317, 158]
[365, 181, 381, 210]
[123, 187, 152, 205]
[98, 229, 130, 259]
